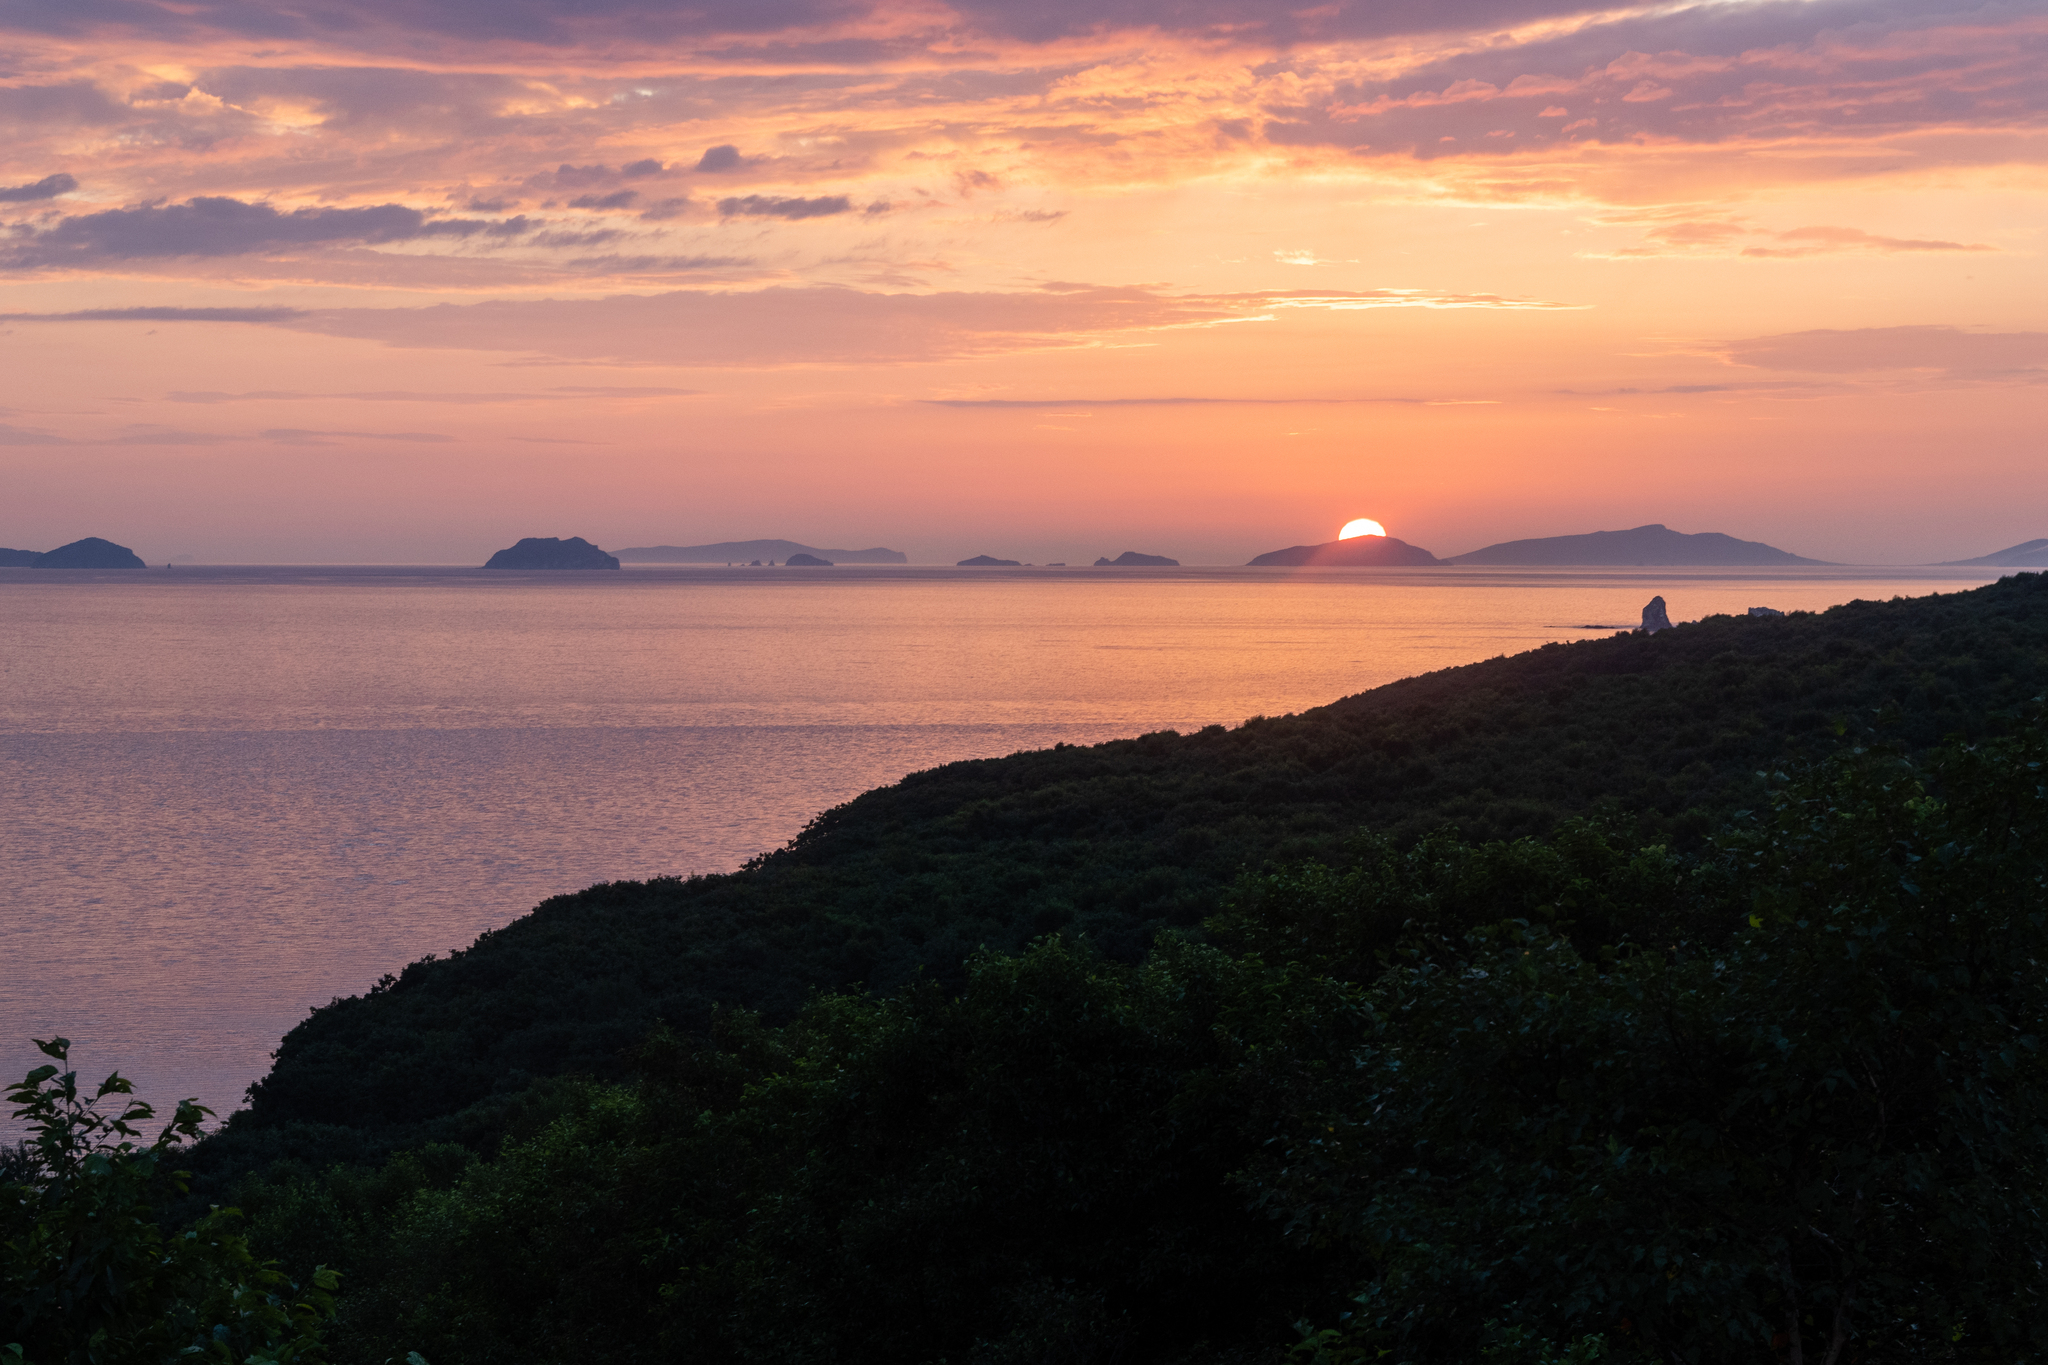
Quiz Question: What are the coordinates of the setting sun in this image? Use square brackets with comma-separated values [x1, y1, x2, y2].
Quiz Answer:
[1339, 519, 1387, 540]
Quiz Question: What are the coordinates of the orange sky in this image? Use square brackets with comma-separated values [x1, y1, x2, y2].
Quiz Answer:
[1, 0, 2042, 564]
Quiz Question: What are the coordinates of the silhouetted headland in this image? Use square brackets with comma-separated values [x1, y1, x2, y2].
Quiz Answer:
[1940, 538, 2048, 568]
[1248, 536, 1441, 566]
[1446, 524, 1828, 566]
[483, 536, 622, 569]
[615, 539, 908, 564]
[1093, 551, 1179, 566]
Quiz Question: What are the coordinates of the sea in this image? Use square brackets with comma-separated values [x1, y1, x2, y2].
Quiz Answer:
[0, 563, 2002, 1131]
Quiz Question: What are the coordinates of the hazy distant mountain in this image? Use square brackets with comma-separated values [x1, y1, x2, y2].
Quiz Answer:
[615, 539, 908, 564]
[1939, 538, 2048, 567]
[1247, 536, 1441, 567]
[1094, 551, 1179, 566]
[1446, 524, 1829, 566]
[34, 537, 146, 568]
[484, 536, 621, 569]
[0, 547, 40, 566]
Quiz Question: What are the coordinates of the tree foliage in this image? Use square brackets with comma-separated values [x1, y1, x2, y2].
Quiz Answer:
[1255, 731, 2048, 1363]
[1, 1041, 338, 1365]
[242, 940, 1338, 1365]
[206, 720, 2048, 1365]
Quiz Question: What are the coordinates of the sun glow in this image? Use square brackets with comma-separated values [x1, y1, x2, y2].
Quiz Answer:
[1339, 518, 1386, 539]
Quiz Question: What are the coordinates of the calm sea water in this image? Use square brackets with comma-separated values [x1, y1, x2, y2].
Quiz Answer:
[0, 564, 1999, 1129]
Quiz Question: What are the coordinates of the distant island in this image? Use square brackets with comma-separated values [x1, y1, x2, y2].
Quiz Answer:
[957, 554, 1021, 567]
[1248, 535, 1441, 566]
[785, 553, 833, 566]
[1446, 524, 1828, 566]
[483, 536, 621, 570]
[0, 536, 146, 568]
[1094, 551, 1179, 566]
[1939, 538, 2048, 568]
[615, 540, 908, 564]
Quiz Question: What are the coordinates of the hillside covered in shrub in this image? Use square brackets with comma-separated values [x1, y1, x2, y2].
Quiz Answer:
[185, 720, 2048, 1365]
[212, 574, 2048, 1170]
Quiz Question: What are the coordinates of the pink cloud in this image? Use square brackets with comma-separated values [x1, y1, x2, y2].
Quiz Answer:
[1740, 226, 1996, 258]
[1723, 326, 2048, 379]
[0, 282, 1587, 368]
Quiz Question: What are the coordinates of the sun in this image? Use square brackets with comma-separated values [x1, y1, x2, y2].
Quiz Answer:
[1339, 518, 1386, 540]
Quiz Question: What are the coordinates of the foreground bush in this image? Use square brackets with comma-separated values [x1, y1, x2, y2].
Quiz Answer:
[1, 1041, 336, 1365]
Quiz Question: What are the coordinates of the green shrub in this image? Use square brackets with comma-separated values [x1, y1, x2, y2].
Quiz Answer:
[1, 1040, 338, 1365]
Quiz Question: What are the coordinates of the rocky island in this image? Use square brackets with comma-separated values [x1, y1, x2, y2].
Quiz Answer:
[1447, 524, 1827, 566]
[1248, 535, 1441, 566]
[784, 553, 833, 566]
[1093, 551, 1179, 566]
[1940, 538, 2048, 568]
[483, 536, 621, 569]
[957, 554, 1022, 566]
[615, 539, 907, 564]
[0, 536, 148, 568]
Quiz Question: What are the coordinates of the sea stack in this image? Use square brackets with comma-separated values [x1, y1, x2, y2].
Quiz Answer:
[1641, 597, 1673, 633]
[483, 536, 622, 569]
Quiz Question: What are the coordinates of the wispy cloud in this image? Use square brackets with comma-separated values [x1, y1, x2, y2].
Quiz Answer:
[0, 422, 69, 445]
[1722, 327, 2048, 382]
[1599, 218, 2000, 260]
[924, 395, 1490, 407]
[0, 279, 1586, 365]
[0, 420, 461, 444]
[1248, 290, 1583, 312]
[0, 307, 306, 323]
[261, 428, 453, 444]
[252, 283, 1585, 366]
[1740, 227, 1998, 260]
[166, 387, 702, 404]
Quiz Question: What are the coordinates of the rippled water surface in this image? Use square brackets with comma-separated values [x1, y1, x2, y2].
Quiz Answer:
[0, 563, 1998, 1126]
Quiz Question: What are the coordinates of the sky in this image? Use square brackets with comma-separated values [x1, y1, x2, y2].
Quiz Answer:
[0, 0, 2042, 565]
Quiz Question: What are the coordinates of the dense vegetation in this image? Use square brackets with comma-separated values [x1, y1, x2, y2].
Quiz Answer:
[217, 574, 2048, 1167]
[194, 723, 2044, 1364]
[14, 574, 2048, 1364]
